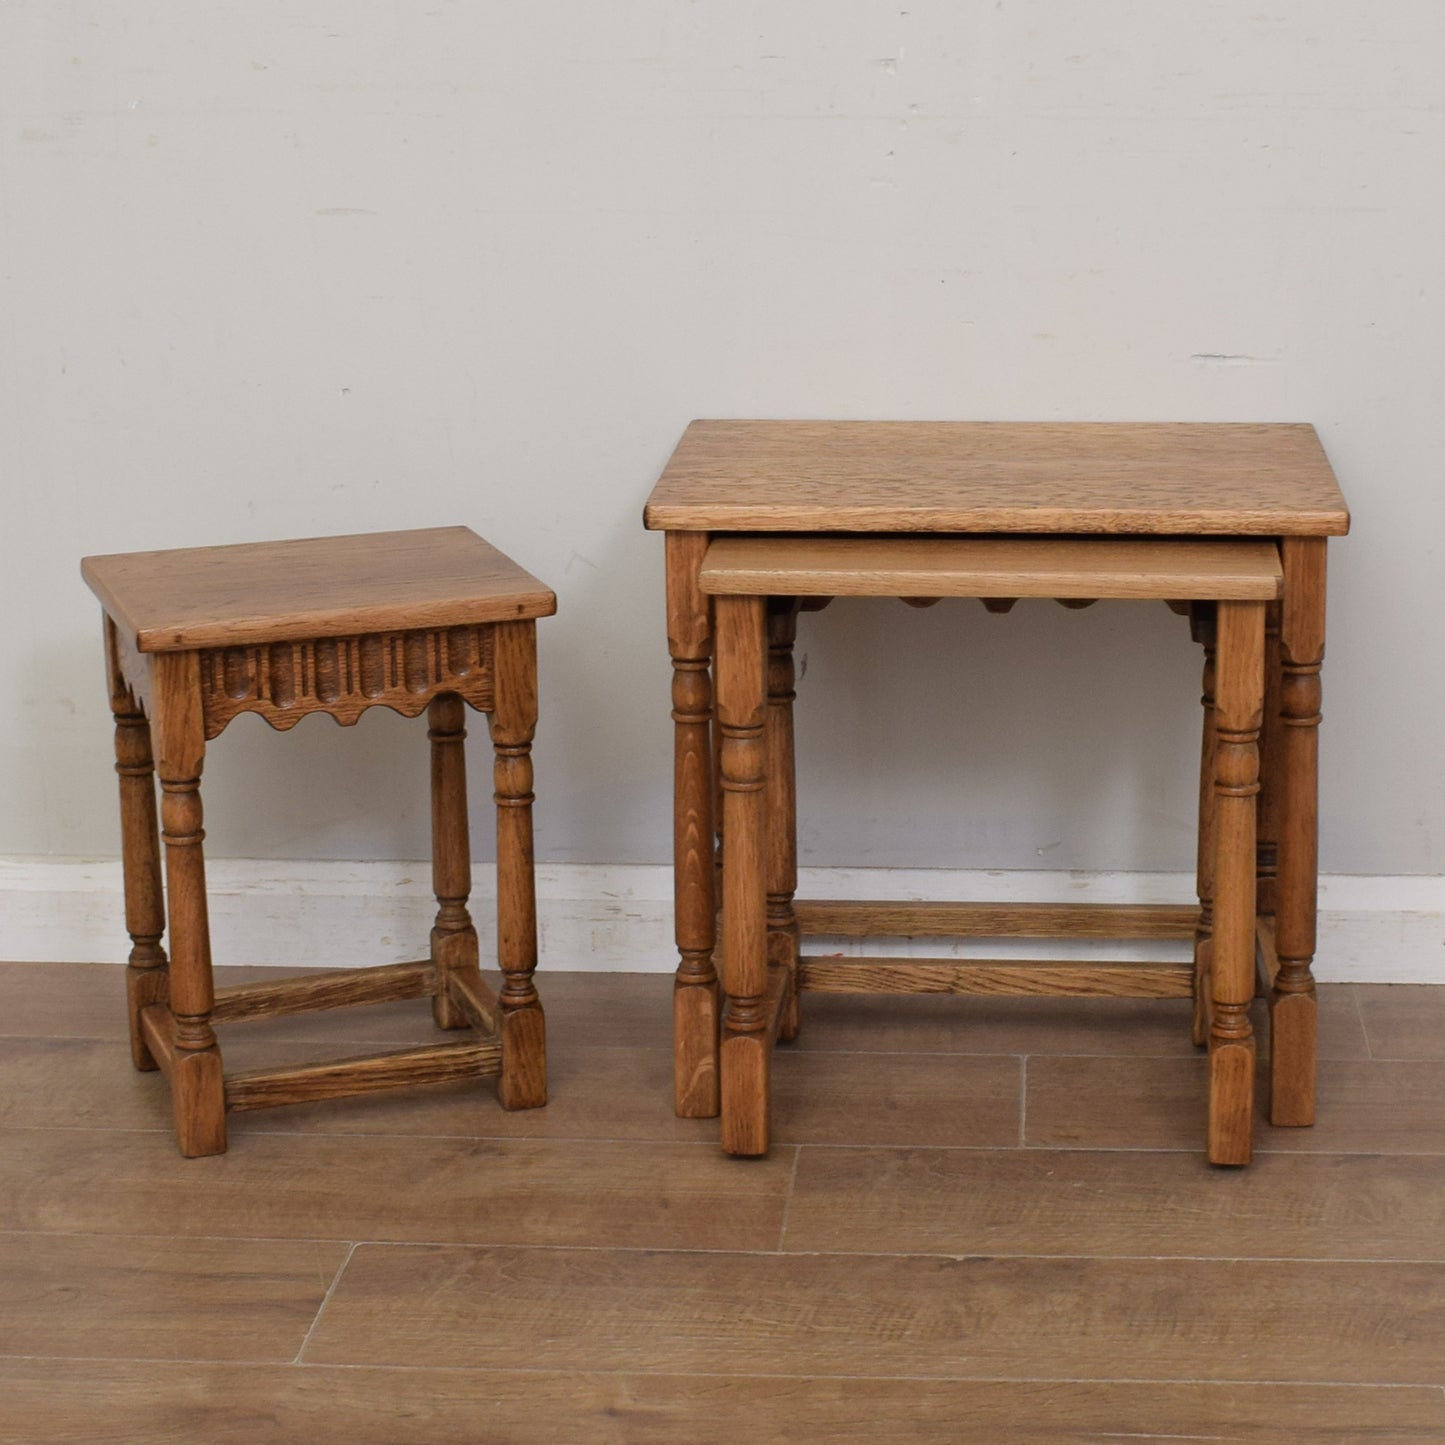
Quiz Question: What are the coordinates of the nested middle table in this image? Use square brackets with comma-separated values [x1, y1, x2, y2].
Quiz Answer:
[644, 420, 1350, 1160]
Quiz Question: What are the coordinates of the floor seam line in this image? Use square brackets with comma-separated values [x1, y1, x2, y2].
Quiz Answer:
[292, 1242, 357, 1365]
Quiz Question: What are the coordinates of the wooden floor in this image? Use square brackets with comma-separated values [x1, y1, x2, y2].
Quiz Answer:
[2, 962, 1443, 1443]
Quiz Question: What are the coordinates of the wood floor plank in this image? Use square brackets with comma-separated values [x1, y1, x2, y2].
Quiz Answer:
[0, 1036, 1018, 1149]
[305, 1244, 1445, 1385]
[783, 1146, 1445, 1259]
[0, 1233, 346, 1363]
[248, 1042, 1019, 1148]
[1026, 1055, 1445, 1153]
[0, 963, 669, 1050]
[791, 984, 1371, 1059]
[1, 1360, 1441, 1445]
[1357, 984, 1445, 1061]
[0, 1127, 791, 1251]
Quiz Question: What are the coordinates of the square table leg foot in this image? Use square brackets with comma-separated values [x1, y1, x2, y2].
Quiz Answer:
[498, 1005, 547, 1110]
[1206, 1038, 1255, 1166]
[172, 1047, 227, 1157]
[1268, 989, 1317, 1126]
[720, 1031, 770, 1156]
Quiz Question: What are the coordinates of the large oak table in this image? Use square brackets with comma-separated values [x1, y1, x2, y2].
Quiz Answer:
[645, 420, 1349, 1161]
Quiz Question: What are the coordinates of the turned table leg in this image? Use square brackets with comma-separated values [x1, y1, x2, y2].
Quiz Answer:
[1256, 600, 1284, 928]
[1207, 601, 1264, 1166]
[766, 598, 802, 1042]
[151, 653, 226, 1157]
[667, 532, 721, 1117]
[490, 620, 546, 1110]
[715, 593, 771, 1156]
[106, 620, 169, 1072]
[1190, 605, 1217, 1048]
[1271, 538, 1326, 1126]
[429, 693, 478, 1030]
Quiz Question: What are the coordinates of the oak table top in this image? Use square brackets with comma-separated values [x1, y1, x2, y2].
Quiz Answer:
[697, 536, 1284, 601]
[643, 420, 1350, 536]
[81, 526, 557, 653]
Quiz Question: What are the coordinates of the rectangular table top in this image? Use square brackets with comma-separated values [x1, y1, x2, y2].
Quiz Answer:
[82, 526, 556, 652]
[644, 421, 1350, 536]
[698, 535, 1284, 601]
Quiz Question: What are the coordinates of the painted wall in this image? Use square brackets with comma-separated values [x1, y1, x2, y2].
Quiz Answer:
[3, 2, 1441, 878]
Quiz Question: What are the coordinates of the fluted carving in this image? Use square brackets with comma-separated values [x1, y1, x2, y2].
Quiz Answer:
[198, 626, 494, 737]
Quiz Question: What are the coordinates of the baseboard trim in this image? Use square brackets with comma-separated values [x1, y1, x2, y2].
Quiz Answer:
[2, 857, 1441, 984]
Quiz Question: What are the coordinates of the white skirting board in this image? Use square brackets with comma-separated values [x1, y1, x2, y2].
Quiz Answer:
[2, 856, 1442, 984]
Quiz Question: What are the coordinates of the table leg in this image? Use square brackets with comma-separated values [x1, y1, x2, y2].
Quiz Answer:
[1207, 600, 1263, 1166]
[151, 653, 226, 1157]
[105, 619, 169, 1072]
[1190, 604, 1216, 1048]
[490, 621, 547, 1110]
[667, 532, 721, 1117]
[1256, 600, 1284, 927]
[1272, 538, 1326, 1126]
[428, 693, 478, 1030]
[716, 593, 770, 1156]
[767, 598, 801, 1041]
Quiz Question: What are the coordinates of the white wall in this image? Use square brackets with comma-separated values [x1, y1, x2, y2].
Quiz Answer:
[3, 2, 1443, 886]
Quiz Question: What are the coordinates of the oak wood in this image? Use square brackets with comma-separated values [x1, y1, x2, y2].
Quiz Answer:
[490, 620, 547, 1110]
[85, 528, 553, 1152]
[646, 420, 1350, 534]
[444, 963, 501, 1035]
[211, 961, 435, 1024]
[1192, 604, 1217, 1046]
[195, 626, 496, 737]
[224, 1040, 503, 1111]
[106, 616, 169, 1072]
[699, 535, 1285, 600]
[1272, 535, 1327, 1126]
[1257, 916, 1281, 992]
[794, 899, 1198, 939]
[1206, 599, 1264, 1164]
[656, 423, 1343, 1164]
[138, 1003, 175, 1079]
[1256, 598, 1285, 917]
[82, 526, 556, 652]
[798, 956, 1194, 998]
[765, 599, 802, 1041]
[715, 594, 771, 1156]
[665, 531, 721, 1118]
[429, 693, 477, 1030]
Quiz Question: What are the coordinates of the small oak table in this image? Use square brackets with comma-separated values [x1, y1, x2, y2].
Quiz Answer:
[83, 526, 554, 1155]
[645, 421, 1350, 1163]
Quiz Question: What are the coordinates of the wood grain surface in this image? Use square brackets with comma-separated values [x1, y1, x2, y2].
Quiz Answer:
[0, 1232, 347, 1362]
[783, 1146, 1445, 1259]
[699, 534, 1285, 599]
[5, 1360, 1441, 1445]
[2, 964, 1437, 1444]
[305, 1243, 1443, 1383]
[645, 420, 1350, 534]
[82, 526, 556, 652]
